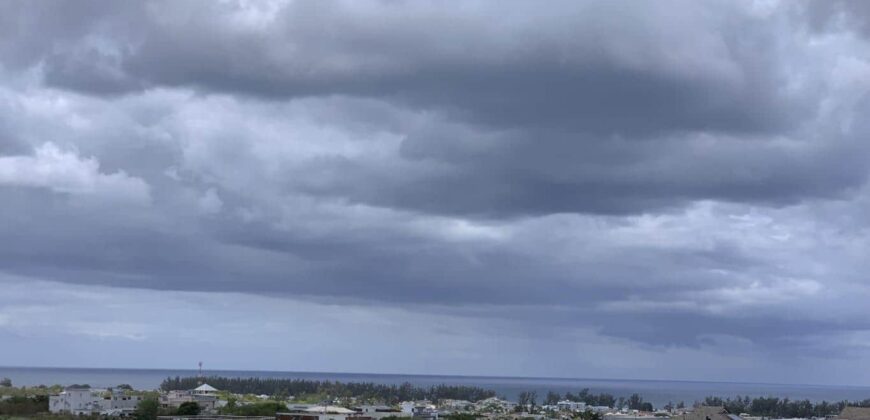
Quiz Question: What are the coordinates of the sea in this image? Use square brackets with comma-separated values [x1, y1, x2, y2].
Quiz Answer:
[3, 366, 870, 409]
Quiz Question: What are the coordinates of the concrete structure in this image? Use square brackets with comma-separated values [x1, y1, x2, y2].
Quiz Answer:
[49, 386, 141, 416]
[838, 408, 870, 420]
[277, 406, 372, 420]
[438, 400, 472, 411]
[355, 405, 403, 419]
[160, 389, 217, 412]
[557, 400, 587, 411]
[679, 406, 741, 420]
[158, 416, 271, 420]
[193, 384, 220, 396]
[50, 386, 101, 415]
[474, 397, 516, 413]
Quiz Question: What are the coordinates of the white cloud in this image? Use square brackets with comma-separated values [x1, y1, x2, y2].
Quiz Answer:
[0, 143, 151, 205]
[198, 187, 223, 215]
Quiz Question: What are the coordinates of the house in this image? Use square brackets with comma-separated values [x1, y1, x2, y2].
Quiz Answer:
[438, 400, 472, 411]
[160, 389, 217, 412]
[399, 401, 439, 420]
[679, 406, 741, 420]
[49, 386, 102, 415]
[49, 386, 141, 416]
[474, 397, 516, 413]
[557, 400, 587, 412]
[193, 384, 219, 396]
[276, 406, 372, 420]
[101, 388, 141, 414]
[354, 405, 403, 419]
[837, 407, 870, 420]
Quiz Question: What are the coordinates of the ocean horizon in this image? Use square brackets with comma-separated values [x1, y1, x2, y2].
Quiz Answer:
[3, 366, 870, 409]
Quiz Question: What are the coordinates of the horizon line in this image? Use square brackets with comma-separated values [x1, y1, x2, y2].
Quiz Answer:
[4, 364, 870, 391]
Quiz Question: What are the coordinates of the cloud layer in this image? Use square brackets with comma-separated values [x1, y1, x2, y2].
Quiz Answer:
[2, 0, 870, 382]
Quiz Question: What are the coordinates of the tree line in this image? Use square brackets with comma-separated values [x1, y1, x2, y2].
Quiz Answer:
[519, 389, 650, 411]
[160, 376, 496, 404]
[518, 389, 870, 417]
[700, 396, 870, 418]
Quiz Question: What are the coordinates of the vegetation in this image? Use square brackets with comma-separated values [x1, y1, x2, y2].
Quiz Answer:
[134, 397, 160, 420]
[700, 395, 870, 418]
[563, 389, 618, 408]
[175, 401, 201, 416]
[519, 390, 870, 417]
[443, 414, 480, 420]
[220, 401, 287, 416]
[0, 386, 63, 399]
[0, 379, 11, 388]
[516, 391, 537, 409]
[575, 411, 603, 420]
[0, 396, 48, 416]
[161, 376, 496, 404]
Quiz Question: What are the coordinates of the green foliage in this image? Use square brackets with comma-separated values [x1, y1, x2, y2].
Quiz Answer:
[545, 392, 561, 406]
[0, 385, 63, 399]
[699, 395, 870, 418]
[627, 394, 653, 411]
[221, 401, 287, 416]
[0, 395, 48, 416]
[564, 389, 616, 408]
[162, 376, 496, 404]
[134, 397, 160, 420]
[575, 411, 602, 420]
[176, 401, 201, 416]
[444, 413, 479, 420]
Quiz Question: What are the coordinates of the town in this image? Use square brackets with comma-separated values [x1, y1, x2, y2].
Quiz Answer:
[3, 377, 870, 420]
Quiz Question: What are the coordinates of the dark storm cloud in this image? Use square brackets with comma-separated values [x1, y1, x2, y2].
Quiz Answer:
[2, 0, 870, 363]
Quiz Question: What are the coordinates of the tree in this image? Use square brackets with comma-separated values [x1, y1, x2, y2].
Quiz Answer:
[445, 414, 478, 420]
[0, 378, 11, 387]
[517, 392, 531, 410]
[177, 402, 201, 416]
[135, 398, 160, 420]
[576, 411, 603, 420]
[546, 391, 561, 406]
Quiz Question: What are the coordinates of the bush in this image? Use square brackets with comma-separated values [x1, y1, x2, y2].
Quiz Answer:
[176, 401, 201, 416]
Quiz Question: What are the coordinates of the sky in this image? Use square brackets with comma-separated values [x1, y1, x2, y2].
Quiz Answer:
[3, 0, 870, 385]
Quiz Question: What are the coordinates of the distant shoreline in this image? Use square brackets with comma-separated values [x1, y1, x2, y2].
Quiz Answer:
[4, 365, 869, 390]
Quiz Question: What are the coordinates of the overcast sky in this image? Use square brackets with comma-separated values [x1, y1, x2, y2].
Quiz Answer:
[4, 0, 870, 385]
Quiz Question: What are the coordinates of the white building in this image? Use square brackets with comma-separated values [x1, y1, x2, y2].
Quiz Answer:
[192, 384, 219, 396]
[277, 405, 366, 420]
[49, 386, 141, 416]
[355, 405, 403, 419]
[557, 400, 587, 411]
[160, 389, 217, 412]
[50, 386, 101, 415]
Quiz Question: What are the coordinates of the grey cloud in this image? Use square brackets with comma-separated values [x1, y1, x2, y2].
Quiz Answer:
[3, 0, 870, 374]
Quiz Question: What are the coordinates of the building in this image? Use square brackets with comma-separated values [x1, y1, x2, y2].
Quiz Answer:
[474, 397, 516, 413]
[354, 405, 403, 419]
[50, 386, 102, 415]
[193, 384, 220, 396]
[557, 400, 587, 412]
[277, 406, 372, 420]
[438, 400, 472, 411]
[49, 386, 141, 416]
[837, 407, 870, 420]
[160, 389, 217, 412]
[678, 406, 741, 420]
